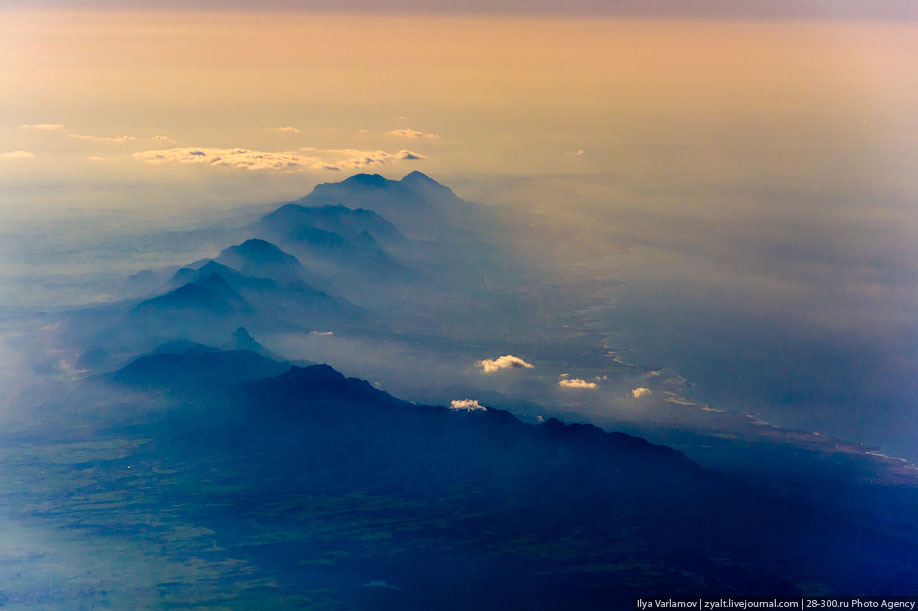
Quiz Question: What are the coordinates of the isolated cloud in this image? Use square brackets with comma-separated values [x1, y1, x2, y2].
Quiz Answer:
[566, 149, 585, 156]
[477, 354, 534, 373]
[321, 148, 425, 168]
[309, 330, 334, 336]
[133, 146, 424, 172]
[268, 126, 301, 134]
[385, 128, 440, 139]
[632, 387, 652, 398]
[67, 134, 137, 144]
[559, 378, 597, 389]
[1, 150, 35, 159]
[19, 123, 64, 131]
[450, 399, 486, 411]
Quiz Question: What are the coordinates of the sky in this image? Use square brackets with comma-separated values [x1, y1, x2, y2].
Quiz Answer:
[2, 11, 916, 216]
[2, 1, 918, 19]
[0, 6, 916, 458]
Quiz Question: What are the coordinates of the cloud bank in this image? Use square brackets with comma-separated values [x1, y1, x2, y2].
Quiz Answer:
[477, 354, 534, 373]
[559, 378, 597, 389]
[67, 134, 138, 144]
[133, 147, 424, 172]
[450, 399, 486, 411]
[386, 128, 440, 139]
[19, 124, 64, 131]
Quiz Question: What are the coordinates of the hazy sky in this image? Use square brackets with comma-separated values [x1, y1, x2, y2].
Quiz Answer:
[2, 1, 917, 19]
[0, 8, 916, 457]
[1, 11, 916, 214]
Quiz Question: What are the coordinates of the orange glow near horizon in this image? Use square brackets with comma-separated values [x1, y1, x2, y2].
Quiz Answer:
[1, 11, 916, 208]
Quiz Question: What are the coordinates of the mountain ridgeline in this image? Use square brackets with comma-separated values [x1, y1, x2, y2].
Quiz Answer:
[36, 172, 918, 608]
[96, 344, 918, 607]
[63, 171, 512, 355]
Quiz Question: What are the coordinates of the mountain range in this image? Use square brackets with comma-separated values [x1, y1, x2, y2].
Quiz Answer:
[88, 344, 918, 607]
[14, 171, 917, 608]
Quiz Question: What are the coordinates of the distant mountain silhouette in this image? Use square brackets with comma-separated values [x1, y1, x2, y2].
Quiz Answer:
[260, 204, 405, 247]
[215, 238, 321, 285]
[220, 326, 282, 361]
[297, 171, 466, 240]
[110, 348, 289, 390]
[135, 272, 249, 315]
[151, 338, 220, 355]
[250, 208, 409, 281]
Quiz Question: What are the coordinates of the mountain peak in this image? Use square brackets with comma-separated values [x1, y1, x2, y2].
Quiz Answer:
[400, 170, 439, 185]
[342, 173, 388, 188]
[221, 239, 299, 264]
[233, 326, 255, 342]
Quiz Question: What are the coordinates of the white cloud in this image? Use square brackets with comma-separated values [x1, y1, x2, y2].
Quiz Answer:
[477, 354, 534, 373]
[19, 123, 64, 130]
[450, 399, 486, 411]
[559, 378, 597, 389]
[385, 128, 440, 139]
[309, 330, 334, 336]
[133, 146, 424, 173]
[268, 126, 301, 134]
[631, 387, 652, 398]
[321, 148, 425, 168]
[1, 150, 35, 159]
[67, 134, 137, 144]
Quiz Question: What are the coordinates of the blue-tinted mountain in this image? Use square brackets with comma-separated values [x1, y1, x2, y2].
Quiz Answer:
[249, 209, 409, 281]
[134, 272, 249, 316]
[214, 238, 322, 285]
[110, 349, 289, 390]
[220, 326, 283, 361]
[260, 203, 405, 247]
[151, 338, 220, 355]
[298, 171, 466, 240]
[97, 356, 918, 606]
[164, 253, 365, 328]
[168, 260, 270, 291]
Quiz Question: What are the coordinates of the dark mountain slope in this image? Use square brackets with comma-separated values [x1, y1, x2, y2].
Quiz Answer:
[109, 349, 289, 391]
[134, 272, 248, 315]
[98, 357, 918, 607]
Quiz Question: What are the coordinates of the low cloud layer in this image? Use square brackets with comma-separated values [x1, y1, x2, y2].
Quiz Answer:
[477, 354, 534, 373]
[67, 134, 137, 144]
[19, 123, 64, 131]
[559, 377, 597, 389]
[386, 128, 440, 139]
[450, 398, 486, 411]
[133, 147, 424, 172]
[632, 387, 652, 398]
